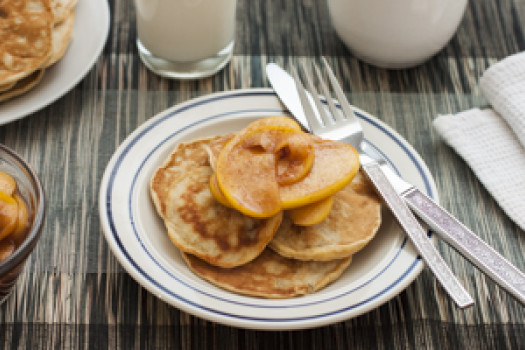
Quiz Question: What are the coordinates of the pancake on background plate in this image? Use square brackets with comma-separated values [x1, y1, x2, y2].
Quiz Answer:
[43, 9, 74, 68]
[150, 136, 283, 268]
[0, 0, 78, 102]
[50, 0, 78, 24]
[0, 69, 45, 103]
[183, 248, 352, 298]
[270, 171, 382, 261]
[0, 0, 53, 85]
[0, 81, 16, 93]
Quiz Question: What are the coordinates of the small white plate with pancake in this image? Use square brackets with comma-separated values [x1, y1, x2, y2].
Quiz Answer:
[99, 89, 438, 330]
[0, 0, 110, 125]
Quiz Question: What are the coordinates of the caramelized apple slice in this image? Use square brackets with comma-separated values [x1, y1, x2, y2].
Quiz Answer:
[0, 190, 19, 240]
[280, 137, 359, 209]
[217, 141, 281, 218]
[216, 117, 309, 218]
[0, 239, 15, 263]
[275, 132, 315, 185]
[242, 128, 314, 186]
[242, 116, 302, 133]
[209, 173, 232, 207]
[289, 195, 333, 226]
[0, 171, 16, 196]
[216, 117, 359, 218]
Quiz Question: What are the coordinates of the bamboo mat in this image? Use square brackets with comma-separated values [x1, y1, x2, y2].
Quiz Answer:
[0, 0, 523, 348]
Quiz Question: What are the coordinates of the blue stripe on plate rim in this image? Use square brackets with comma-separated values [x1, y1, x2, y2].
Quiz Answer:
[104, 90, 433, 323]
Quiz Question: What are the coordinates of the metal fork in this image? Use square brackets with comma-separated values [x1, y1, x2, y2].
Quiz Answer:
[292, 58, 474, 308]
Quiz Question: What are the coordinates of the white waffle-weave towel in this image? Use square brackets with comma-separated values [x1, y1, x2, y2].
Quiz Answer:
[433, 52, 525, 230]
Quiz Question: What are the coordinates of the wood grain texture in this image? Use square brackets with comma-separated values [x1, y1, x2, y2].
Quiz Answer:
[0, 0, 523, 348]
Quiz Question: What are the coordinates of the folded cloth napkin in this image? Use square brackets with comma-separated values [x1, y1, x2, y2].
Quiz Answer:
[433, 52, 525, 231]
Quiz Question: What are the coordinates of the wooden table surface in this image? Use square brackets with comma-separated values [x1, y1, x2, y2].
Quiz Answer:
[0, 0, 523, 348]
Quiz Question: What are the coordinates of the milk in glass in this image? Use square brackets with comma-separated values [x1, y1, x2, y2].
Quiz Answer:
[135, 0, 237, 78]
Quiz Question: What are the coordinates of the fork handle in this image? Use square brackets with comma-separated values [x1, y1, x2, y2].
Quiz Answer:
[404, 189, 525, 305]
[362, 162, 474, 308]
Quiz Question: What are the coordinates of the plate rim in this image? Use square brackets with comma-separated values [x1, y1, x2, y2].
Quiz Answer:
[99, 88, 437, 330]
[0, 0, 110, 125]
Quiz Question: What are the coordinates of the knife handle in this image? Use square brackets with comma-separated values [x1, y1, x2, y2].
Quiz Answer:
[362, 162, 474, 308]
[404, 188, 525, 305]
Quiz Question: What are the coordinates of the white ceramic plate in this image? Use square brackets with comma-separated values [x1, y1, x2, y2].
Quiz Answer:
[99, 89, 438, 330]
[0, 0, 110, 125]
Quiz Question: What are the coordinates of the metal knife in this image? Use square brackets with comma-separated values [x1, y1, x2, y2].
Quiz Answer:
[266, 62, 525, 305]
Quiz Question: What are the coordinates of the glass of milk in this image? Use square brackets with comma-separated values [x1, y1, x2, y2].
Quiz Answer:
[134, 0, 237, 79]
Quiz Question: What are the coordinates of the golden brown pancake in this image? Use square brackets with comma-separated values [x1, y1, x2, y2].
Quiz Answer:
[202, 133, 234, 171]
[182, 248, 352, 298]
[0, 69, 44, 102]
[150, 136, 283, 268]
[270, 171, 382, 261]
[0, 81, 15, 92]
[50, 0, 77, 24]
[151, 135, 233, 215]
[43, 9, 74, 68]
[0, 0, 53, 85]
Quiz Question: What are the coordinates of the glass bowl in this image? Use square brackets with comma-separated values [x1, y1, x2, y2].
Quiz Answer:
[0, 144, 45, 303]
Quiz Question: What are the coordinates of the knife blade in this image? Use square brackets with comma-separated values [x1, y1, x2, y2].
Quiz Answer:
[266, 63, 525, 305]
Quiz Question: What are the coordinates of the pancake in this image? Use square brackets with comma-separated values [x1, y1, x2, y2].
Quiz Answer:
[50, 0, 77, 24]
[182, 248, 352, 298]
[0, 0, 53, 85]
[0, 81, 16, 92]
[150, 136, 283, 268]
[151, 135, 233, 215]
[270, 171, 382, 261]
[0, 69, 45, 103]
[43, 9, 74, 68]
[202, 133, 234, 171]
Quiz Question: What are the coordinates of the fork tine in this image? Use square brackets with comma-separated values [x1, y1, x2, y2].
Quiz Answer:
[299, 61, 334, 127]
[291, 66, 322, 133]
[313, 62, 345, 123]
[320, 57, 358, 122]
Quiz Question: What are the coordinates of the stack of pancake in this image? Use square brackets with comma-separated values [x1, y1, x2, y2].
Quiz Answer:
[150, 132, 382, 299]
[0, 0, 77, 102]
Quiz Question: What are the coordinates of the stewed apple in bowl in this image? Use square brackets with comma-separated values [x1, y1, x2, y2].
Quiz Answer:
[0, 145, 45, 303]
